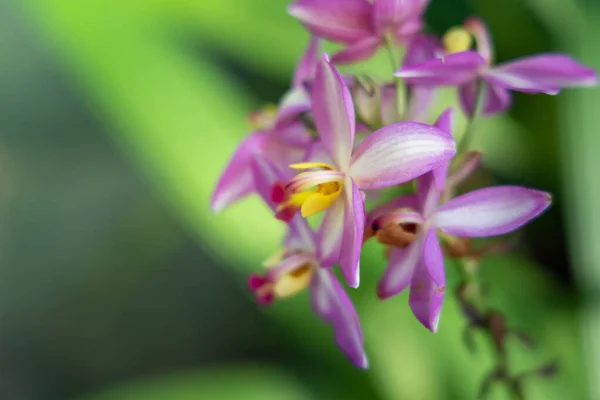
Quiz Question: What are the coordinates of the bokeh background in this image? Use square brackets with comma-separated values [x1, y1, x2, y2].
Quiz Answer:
[1, 0, 599, 399]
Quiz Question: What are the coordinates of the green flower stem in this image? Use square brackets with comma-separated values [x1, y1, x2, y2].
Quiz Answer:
[384, 35, 406, 122]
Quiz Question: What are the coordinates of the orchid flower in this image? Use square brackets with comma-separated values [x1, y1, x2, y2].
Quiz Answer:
[367, 109, 552, 331]
[211, 38, 320, 211]
[394, 18, 597, 116]
[289, 0, 429, 64]
[248, 157, 367, 368]
[273, 55, 456, 288]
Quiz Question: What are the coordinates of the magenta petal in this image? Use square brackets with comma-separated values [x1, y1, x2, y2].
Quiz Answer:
[310, 268, 368, 368]
[406, 86, 437, 123]
[366, 194, 420, 228]
[395, 51, 486, 86]
[446, 151, 481, 188]
[293, 37, 320, 88]
[211, 132, 268, 212]
[331, 36, 382, 64]
[377, 235, 424, 299]
[483, 54, 597, 94]
[339, 180, 365, 288]
[286, 216, 316, 252]
[275, 88, 311, 131]
[349, 122, 456, 189]
[373, 0, 429, 36]
[316, 196, 345, 266]
[434, 186, 552, 237]
[429, 108, 454, 190]
[403, 34, 442, 67]
[312, 56, 356, 169]
[459, 81, 512, 117]
[289, 0, 374, 44]
[409, 228, 445, 332]
[250, 157, 287, 211]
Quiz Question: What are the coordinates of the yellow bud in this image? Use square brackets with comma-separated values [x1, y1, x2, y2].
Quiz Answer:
[443, 27, 473, 54]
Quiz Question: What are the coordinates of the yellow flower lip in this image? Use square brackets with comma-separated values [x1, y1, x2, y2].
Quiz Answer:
[443, 27, 473, 54]
[284, 162, 345, 218]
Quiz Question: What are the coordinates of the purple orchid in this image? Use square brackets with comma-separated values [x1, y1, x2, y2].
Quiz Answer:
[394, 18, 597, 116]
[289, 0, 429, 64]
[273, 55, 456, 289]
[368, 109, 552, 331]
[211, 38, 320, 212]
[248, 158, 367, 369]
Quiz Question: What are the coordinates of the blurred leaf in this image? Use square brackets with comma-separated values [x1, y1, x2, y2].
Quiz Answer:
[76, 365, 312, 400]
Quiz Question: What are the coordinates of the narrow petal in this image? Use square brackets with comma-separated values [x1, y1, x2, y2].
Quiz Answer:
[211, 132, 267, 211]
[310, 268, 368, 368]
[330, 36, 382, 64]
[377, 234, 424, 299]
[339, 180, 365, 288]
[316, 196, 345, 266]
[349, 122, 456, 189]
[289, 0, 374, 44]
[409, 229, 445, 332]
[464, 17, 494, 64]
[366, 194, 420, 229]
[286, 216, 316, 252]
[250, 156, 287, 210]
[405, 86, 437, 123]
[373, 0, 429, 37]
[403, 34, 442, 67]
[394, 51, 486, 86]
[482, 54, 597, 94]
[274, 88, 311, 131]
[293, 37, 320, 88]
[416, 171, 440, 217]
[312, 56, 356, 169]
[434, 186, 552, 237]
[459, 80, 512, 117]
[430, 108, 454, 191]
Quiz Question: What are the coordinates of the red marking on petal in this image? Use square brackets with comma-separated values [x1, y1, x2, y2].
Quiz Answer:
[248, 273, 267, 291]
[256, 292, 274, 306]
[271, 181, 288, 204]
[275, 205, 299, 222]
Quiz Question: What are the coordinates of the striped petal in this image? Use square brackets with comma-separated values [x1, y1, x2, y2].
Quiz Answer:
[316, 196, 345, 266]
[312, 55, 356, 169]
[289, 0, 374, 44]
[310, 267, 367, 368]
[339, 179, 365, 288]
[349, 122, 456, 189]
[377, 233, 424, 299]
[433, 186, 552, 237]
[394, 51, 486, 86]
[483, 54, 597, 94]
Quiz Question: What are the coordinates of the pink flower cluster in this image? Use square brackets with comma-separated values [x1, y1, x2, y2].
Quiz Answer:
[211, 0, 596, 369]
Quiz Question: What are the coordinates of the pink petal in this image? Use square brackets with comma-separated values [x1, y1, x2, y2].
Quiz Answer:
[464, 17, 494, 64]
[312, 56, 356, 169]
[459, 80, 512, 117]
[274, 89, 311, 131]
[211, 131, 268, 211]
[250, 156, 288, 211]
[482, 54, 597, 94]
[310, 267, 368, 368]
[403, 34, 442, 67]
[405, 86, 437, 123]
[316, 196, 345, 266]
[289, 0, 375, 44]
[409, 228, 445, 333]
[434, 186, 552, 237]
[286, 216, 317, 252]
[373, 0, 429, 37]
[429, 108, 454, 191]
[293, 37, 320, 88]
[349, 122, 456, 189]
[394, 51, 486, 86]
[366, 193, 420, 228]
[339, 180, 365, 288]
[377, 234, 424, 299]
[330, 36, 382, 64]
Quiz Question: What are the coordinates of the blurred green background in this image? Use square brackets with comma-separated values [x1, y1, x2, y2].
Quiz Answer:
[1, 0, 599, 399]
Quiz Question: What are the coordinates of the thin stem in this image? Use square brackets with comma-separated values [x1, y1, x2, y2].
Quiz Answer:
[458, 80, 487, 154]
[384, 35, 406, 122]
